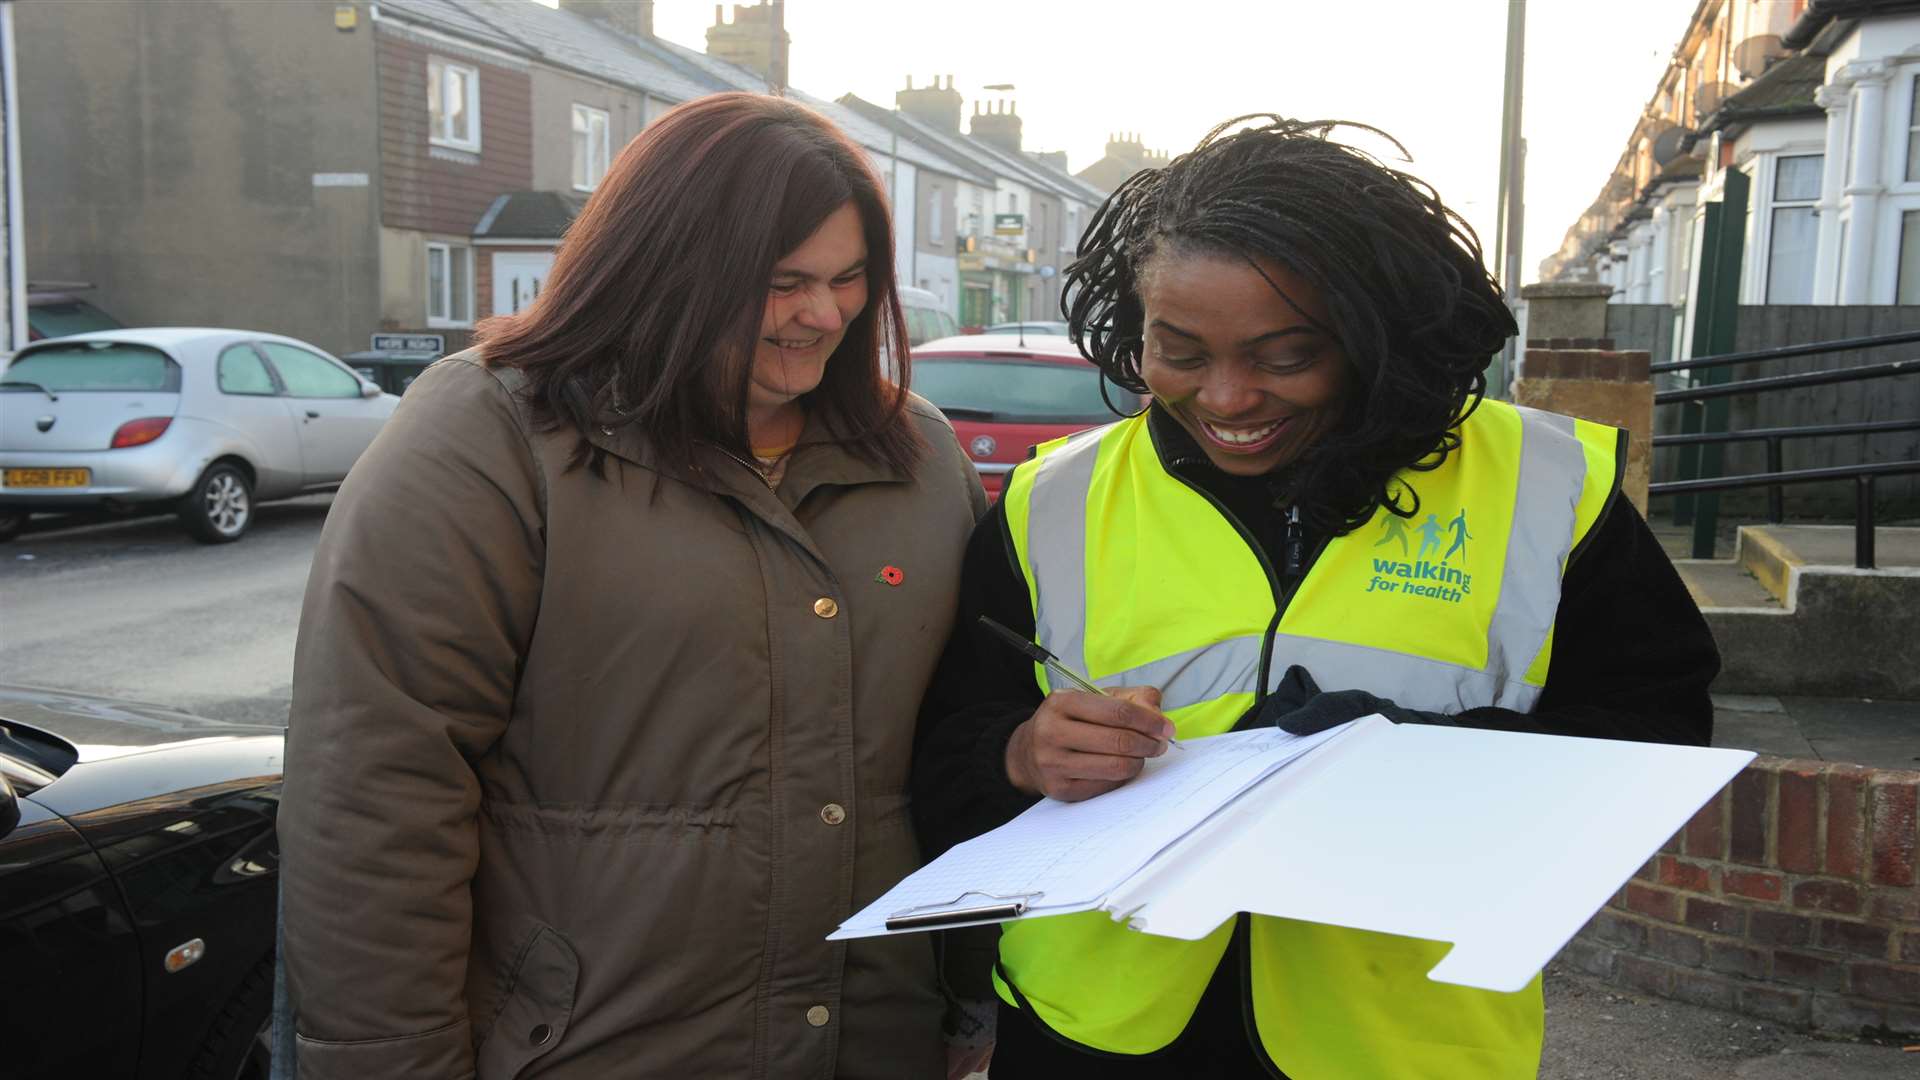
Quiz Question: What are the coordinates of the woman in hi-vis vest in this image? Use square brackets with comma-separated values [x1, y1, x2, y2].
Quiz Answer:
[910, 116, 1720, 1080]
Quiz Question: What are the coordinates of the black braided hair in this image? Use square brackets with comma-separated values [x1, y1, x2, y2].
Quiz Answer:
[1063, 115, 1516, 538]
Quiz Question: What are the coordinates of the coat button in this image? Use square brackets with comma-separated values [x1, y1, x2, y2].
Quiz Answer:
[812, 597, 839, 618]
[820, 803, 846, 826]
[529, 1023, 552, 1045]
[806, 1005, 830, 1027]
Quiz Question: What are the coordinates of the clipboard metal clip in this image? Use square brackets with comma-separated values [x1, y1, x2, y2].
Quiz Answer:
[884, 891, 1044, 931]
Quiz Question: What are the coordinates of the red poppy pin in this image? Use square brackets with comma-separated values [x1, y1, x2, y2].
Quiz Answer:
[876, 565, 905, 587]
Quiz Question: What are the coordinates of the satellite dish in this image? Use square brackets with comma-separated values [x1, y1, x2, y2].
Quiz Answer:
[1693, 81, 1738, 123]
[1732, 35, 1786, 80]
[1651, 126, 1690, 167]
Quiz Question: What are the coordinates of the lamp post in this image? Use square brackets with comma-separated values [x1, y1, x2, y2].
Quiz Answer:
[1493, 1, 1527, 397]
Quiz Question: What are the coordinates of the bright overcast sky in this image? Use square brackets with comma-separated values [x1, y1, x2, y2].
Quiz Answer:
[629, 0, 1688, 282]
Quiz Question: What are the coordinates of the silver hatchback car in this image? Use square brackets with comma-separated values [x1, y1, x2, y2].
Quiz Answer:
[0, 328, 400, 543]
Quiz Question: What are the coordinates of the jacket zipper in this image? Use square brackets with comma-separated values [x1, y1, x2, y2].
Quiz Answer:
[1164, 456, 1331, 707]
[713, 445, 780, 490]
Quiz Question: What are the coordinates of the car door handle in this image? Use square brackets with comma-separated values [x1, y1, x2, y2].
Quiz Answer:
[305, 410, 321, 419]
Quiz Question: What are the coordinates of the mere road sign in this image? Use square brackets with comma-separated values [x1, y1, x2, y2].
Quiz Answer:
[370, 333, 445, 354]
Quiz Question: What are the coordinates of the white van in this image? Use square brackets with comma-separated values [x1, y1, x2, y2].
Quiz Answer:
[884, 286, 960, 382]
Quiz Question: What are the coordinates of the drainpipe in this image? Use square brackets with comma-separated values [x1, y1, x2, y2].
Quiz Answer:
[1, 1, 25, 353]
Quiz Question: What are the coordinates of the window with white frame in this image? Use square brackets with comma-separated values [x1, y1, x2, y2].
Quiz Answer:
[1907, 75, 1920, 182]
[572, 104, 611, 190]
[1765, 154, 1821, 304]
[928, 183, 943, 243]
[426, 242, 473, 326]
[428, 57, 481, 152]
[1898, 212, 1920, 304]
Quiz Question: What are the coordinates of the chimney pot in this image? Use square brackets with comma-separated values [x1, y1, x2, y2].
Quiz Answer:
[906, 75, 914, 89]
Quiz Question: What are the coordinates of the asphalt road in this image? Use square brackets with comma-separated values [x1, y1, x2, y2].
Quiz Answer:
[1, 498, 1912, 1076]
[0, 496, 329, 725]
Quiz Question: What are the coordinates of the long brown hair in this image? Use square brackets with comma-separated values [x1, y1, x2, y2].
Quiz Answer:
[476, 92, 921, 477]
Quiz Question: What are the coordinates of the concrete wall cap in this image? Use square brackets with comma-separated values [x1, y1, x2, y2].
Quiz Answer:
[1520, 283, 1618, 300]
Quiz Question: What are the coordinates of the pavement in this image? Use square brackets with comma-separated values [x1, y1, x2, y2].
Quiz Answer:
[1538, 965, 1916, 1078]
[1714, 693, 1920, 769]
[1653, 513, 1920, 768]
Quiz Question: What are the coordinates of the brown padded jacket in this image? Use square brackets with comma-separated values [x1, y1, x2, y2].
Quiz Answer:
[280, 354, 984, 1078]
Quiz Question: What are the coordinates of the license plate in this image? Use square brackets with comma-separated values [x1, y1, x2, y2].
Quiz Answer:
[4, 467, 90, 488]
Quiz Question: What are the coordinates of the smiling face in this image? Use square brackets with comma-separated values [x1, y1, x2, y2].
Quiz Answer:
[1136, 249, 1349, 477]
[749, 201, 870, 426]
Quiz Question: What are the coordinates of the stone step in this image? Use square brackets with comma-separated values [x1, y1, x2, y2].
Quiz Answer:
[1734, 524, 1920, 605]
[1733, 528, 1799, 605]
[1672, 558, 1784, 611]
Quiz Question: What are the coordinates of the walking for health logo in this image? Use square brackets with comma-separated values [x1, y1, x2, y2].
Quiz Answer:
[1367, 508, 1473, 603]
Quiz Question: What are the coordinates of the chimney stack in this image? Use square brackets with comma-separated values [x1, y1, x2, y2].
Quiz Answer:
[971, 97, 1023, 153]
[897, 71, 963, 133]
[557, 0, 653, 39]
[704, 2, 790, 89]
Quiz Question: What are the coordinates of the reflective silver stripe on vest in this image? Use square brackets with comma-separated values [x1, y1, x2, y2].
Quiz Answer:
[1098, 633, 1540, 714]
[1488, 407, 1589, 692]
[1024, 424, 1109, 680]
[1023, 407, 1590, 714]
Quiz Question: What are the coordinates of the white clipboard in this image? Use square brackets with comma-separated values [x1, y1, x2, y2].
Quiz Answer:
[832, 719, 1753, 993]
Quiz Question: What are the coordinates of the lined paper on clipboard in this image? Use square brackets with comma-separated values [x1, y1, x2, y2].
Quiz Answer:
[829, 725, 1347, 938]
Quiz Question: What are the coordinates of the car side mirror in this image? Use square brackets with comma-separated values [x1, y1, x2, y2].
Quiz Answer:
[360, 381, 383, 399]
[0, 771, 19, 839]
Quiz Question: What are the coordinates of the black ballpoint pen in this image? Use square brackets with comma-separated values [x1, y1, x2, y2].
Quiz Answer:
[977, 616, 1183, 749]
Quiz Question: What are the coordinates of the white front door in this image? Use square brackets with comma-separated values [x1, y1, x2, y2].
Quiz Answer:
[492, 252, 555, 316]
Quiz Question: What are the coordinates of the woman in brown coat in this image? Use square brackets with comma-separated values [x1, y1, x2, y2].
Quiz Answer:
[279, 93, 985, 1079]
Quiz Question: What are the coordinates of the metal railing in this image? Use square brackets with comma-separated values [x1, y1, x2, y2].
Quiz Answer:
[1649, 461, 1920, 569]
[1652, 419, 1920, 523]
[1654, 358, 1919, 404]
[1648, 327, 1920, 374]
[1653, 328, 1920, 566]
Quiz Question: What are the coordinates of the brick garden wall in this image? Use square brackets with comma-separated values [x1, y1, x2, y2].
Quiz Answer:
[1565, 756, 1920, 1037]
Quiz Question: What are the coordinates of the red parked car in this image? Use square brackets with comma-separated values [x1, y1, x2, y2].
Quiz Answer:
[909, 335, 1141, 500]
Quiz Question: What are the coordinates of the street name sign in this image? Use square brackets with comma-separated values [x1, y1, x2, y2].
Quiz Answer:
[370, 333, 445, 354]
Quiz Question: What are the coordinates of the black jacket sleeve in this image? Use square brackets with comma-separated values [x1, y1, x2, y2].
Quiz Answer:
[911, 497, 1044, 863]
[1452, 497, 1719, 746]
[909, 499, 1045, 1003]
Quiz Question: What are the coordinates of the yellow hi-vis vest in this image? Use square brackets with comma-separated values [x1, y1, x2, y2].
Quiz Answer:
[995, 399, 1624, 1079]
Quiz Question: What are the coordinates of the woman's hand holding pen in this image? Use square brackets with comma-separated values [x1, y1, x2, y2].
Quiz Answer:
[1005, 686, 1175, 802]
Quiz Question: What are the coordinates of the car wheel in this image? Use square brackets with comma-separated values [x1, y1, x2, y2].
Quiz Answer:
[187, 956, 274, 1080]
[0, 513, 23, 543]
[179, 463, 253, 544]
